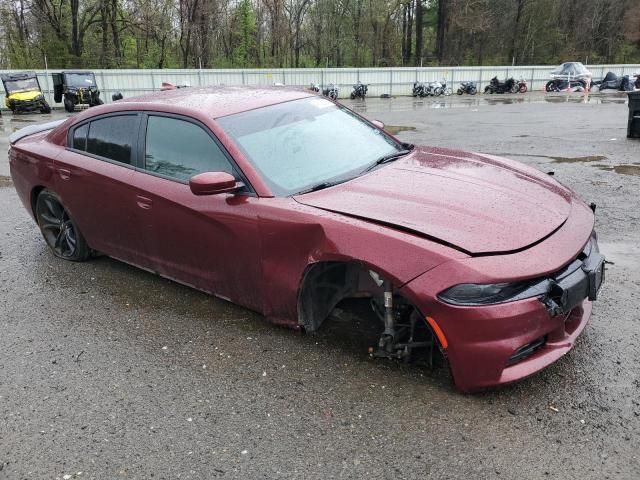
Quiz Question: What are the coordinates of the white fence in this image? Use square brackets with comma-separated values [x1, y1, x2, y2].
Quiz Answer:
[2, 64, 639, 108]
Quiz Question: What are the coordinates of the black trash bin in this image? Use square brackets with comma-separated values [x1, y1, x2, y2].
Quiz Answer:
[628, 91, 640, 138]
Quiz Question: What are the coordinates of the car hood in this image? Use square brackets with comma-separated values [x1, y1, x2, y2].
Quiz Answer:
[294, 147, 573, 255]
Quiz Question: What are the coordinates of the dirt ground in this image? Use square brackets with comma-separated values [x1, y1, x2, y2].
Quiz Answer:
[0, 92, 639, 479]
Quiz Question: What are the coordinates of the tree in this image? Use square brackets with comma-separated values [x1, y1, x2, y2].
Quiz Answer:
[232, 0, 257, 66]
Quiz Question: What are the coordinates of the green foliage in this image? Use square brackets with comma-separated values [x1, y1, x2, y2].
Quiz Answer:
[0, 0, 638, 70]
[231, 0, 257, 67]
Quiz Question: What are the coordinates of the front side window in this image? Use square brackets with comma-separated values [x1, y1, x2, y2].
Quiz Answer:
[143, 115, 235, 182]
[86, 115, 137, 164]
[217, 97, 401, 196]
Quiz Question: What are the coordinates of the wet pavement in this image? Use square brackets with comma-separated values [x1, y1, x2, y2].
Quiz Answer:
[1, 92, 639, 479]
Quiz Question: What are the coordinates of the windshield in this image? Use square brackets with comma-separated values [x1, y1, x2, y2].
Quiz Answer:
[65, 73, 96, 88]
[551, 62, 591, 78]
[217, 97, 401, 196]
[4, 77, 39, 94]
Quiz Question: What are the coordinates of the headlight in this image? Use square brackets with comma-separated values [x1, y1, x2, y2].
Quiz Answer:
[438, 281, 538, 306]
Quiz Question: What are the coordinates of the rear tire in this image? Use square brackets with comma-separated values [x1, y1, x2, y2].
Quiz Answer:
[519, 85, 528, 94]
[469, 87, 477, 95]
[35, 190, 90, 262]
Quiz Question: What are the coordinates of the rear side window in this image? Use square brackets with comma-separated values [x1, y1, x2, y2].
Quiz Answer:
[86, 115, 138, 164]
[72, 123, 88, 151]
[144, 115, 235, 181]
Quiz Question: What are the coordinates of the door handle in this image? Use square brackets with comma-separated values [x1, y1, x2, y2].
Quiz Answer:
[136, 195, 153, 210]
[57, 168, 71, 180]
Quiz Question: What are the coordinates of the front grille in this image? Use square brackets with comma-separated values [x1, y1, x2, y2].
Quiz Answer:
[507, 336, 546, 366]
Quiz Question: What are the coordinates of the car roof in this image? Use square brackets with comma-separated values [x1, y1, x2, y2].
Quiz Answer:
[1, 71, 37, 81]
[119, 85, 315, 118]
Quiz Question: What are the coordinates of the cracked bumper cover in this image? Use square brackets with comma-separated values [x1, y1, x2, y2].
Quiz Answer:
[400, 200, 603, 392]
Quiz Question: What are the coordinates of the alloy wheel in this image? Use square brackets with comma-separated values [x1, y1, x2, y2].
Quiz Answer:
[37, 195, 78, 258]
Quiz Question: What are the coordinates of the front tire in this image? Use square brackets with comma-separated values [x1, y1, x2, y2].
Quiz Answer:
[40, 100, 51, 114]
[35, 190, 90, 262]
[519, 85, 528, 93]
[64, 97, 75, 112]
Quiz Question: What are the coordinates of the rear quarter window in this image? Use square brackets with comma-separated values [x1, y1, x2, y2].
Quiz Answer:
[71, 123, 88, 151]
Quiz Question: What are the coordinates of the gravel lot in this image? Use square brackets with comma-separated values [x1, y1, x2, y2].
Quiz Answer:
[1, 92, 639, 479]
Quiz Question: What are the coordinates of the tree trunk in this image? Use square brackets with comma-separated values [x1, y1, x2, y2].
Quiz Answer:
[415, 0, 423, 66]
[509, 0, 525, 65]
[70, 0, 81, 61]
[407, 0, 413, 63]
[436, 0, 448, 63]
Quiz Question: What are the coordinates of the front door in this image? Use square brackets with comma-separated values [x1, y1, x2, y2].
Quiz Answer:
[131, 113, 263, 311]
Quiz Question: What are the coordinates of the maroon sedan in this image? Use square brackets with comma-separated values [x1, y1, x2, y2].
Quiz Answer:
[8, 87, 605, 392]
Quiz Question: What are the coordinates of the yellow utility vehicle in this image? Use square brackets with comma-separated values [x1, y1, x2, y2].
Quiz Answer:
[2, 71, 51, 113]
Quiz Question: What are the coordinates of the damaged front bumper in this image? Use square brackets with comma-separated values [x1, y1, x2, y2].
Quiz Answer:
[400, 202, 604, 392]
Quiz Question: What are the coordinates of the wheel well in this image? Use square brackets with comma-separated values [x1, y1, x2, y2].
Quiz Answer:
[297, 261, 447, 368]
[297, 261, 371, 332]
[31, 186, 46, 217]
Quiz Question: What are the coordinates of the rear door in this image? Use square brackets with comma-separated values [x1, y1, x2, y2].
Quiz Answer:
[53, 113, 148, 266]
[131, 113, 263, 310]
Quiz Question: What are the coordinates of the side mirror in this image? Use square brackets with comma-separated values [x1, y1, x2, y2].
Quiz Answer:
[371, 119, 385, 129]
[189, 171, 238, 195]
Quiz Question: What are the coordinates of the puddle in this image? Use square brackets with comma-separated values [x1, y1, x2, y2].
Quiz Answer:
[384, 125, 417, 135]
[598, 242, 640, 271]
[484, 97, 525, 105]
[9, 117, 36, 123]
[550, 155, 607, 163]
[597, 164, 640, 176]
[0, 176, 13, 187]
[494, 152, 608, 163]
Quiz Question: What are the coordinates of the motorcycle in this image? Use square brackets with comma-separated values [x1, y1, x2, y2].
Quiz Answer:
[322, 84, 339, 100]
[484, 76, 516, 94]
[350, 81, 368, 99]
[309, 83, 320, 93]
[457, 81, 477, 95]
[515, 78, 528, 93]
[433, 79, 453, 96]
[592, 72, 634, 92]
[412, 81, 428, 97]
[545, 79, 587, 92]
[546, 62, 591, 93]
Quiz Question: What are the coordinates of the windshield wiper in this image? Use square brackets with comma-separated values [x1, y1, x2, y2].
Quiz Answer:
[296, 180, 346, 195]
[362, 148, 413, 174]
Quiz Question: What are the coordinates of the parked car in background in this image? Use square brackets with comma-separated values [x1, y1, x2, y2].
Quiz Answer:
[8, 86, 605, 392]
[1, 71, 51, 113]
